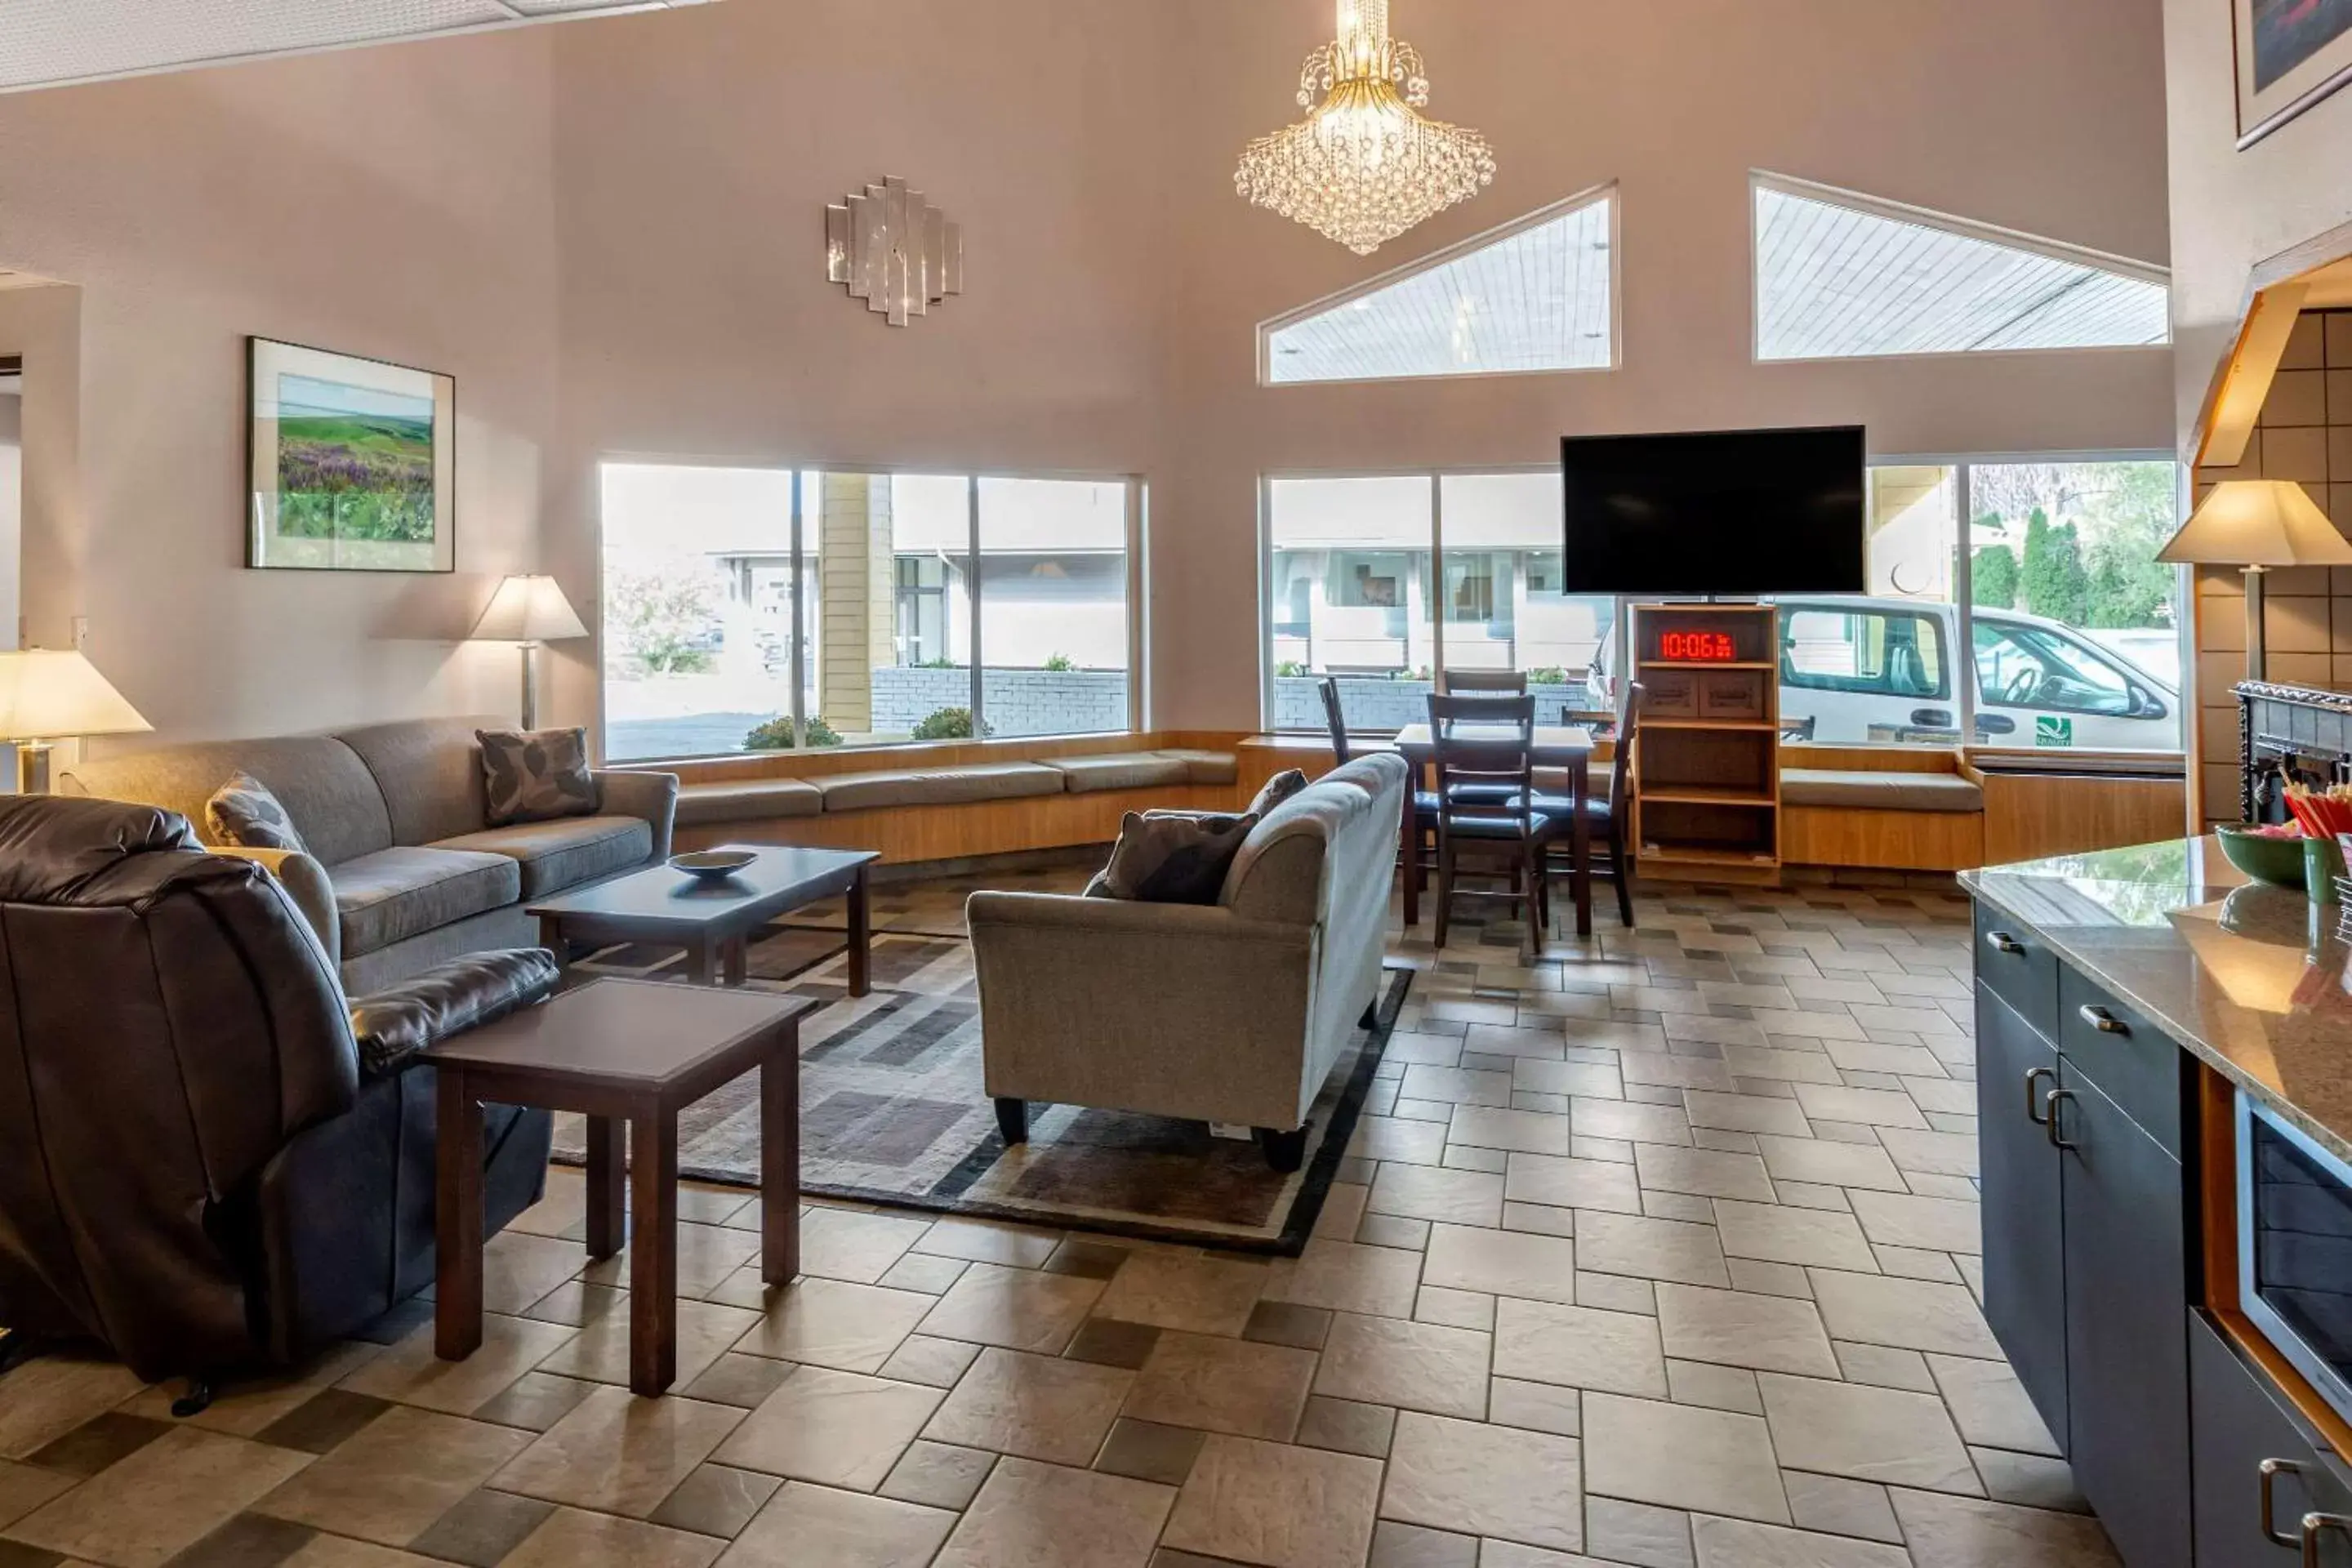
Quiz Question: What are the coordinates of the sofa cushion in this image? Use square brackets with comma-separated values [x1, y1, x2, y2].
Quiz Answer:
[61, 736, 394, 866]
[1159, 749, 1239, 785]
[817, 761, 1065, 813]
[1045, 753, 1194, 794]
[674, 778, 826, 826]
[1780, 768, 1984, 813]
[1101, 810, 1258, 904]
[336, 715, 502, 846]
[1247, 769, 1310, 817]
[332, 846, 522, 959]
[206, 771, 310, 855]
[478, 728, 599, 827]
[432, 815, 653, 899]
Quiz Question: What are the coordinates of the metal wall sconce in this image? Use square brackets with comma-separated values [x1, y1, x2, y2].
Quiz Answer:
[826, 176, 962, 327]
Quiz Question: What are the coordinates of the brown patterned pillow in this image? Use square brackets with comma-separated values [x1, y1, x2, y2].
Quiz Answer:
[1099, 810, 1258, 904]
[477, 728, 598, 827]
[205, 771, 309, 854]
[1247, 768, 1309, 817]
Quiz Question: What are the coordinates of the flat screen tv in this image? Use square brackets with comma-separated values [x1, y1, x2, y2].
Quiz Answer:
[1559, 425, 1866, 596]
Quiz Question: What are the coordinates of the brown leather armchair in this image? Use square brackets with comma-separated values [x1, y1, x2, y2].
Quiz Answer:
[0, 795, 559, 1394]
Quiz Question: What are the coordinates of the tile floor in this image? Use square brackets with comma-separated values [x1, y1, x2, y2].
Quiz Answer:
[0, 878, 2123, 1568]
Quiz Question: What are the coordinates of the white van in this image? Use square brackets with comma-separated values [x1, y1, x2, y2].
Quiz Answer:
[1597, 595, 2178, 750]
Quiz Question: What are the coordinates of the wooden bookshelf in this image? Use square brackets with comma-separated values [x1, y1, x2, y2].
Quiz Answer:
[1629, 604, 1781, 884]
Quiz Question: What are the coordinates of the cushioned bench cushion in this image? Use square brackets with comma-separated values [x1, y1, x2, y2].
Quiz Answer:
[332, 846, 522, 958]
[817, 761, 1067, 813]
[433, 815, 653, 899]
[1780, 768, 1984, 813]
[1157, 749, 1239, 786]
[1046, 753, 1196, 794]
[675, 778, 825, 826]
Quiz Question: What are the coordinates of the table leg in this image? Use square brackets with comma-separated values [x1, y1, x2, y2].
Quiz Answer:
[629, 1110, 679, 1396]
[536, 913, 567, 966]
[685, 940, 716, 987]
[1572, 759, 1594, 939]
[434, 1067, 483, 1363]
[848, 865, 871, 997]
[761, 1033, 801, 1285]
[1400, 780, 1421, 927]
[585, 1116, 625, 1260]
[722, 936, 748, 987]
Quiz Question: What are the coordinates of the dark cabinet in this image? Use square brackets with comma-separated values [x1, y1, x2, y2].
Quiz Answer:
[1979, 984, 2069, 1448]
[2191, 1311, 2352, 1566]
[2058, 1061, 2191, 1568]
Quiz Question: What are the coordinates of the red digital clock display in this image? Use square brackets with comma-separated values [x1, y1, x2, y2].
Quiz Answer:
[1659, 630, 1739, 663]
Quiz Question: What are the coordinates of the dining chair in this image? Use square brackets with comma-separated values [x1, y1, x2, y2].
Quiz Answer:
[1322, 675, 1441, 903]
[1427, 693, 1565, 953]
[1440, 669, 1528, 696]
[1542, 681, 1642, 929]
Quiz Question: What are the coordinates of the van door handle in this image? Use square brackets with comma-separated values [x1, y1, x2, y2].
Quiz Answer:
[1910, 708, 1953, 728]
[2302, 1512, 2351, 1566]
[2025, 1067, 2054, 1125]
[1977, 714, 2018, 736]
[2078, 1005, 2127, 1036]
[2044, 1089, 2078, 1152]
[1984, 930, 2025, 955]
[2264, 1459, 2308, 1546]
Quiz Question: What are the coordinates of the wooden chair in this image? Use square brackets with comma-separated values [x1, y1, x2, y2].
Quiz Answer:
[1427, 693, 1566, 954]
[1321, 675, 1440, 902]
[1544, 682, 1642, 929]
[1441, 669, 1528, 696]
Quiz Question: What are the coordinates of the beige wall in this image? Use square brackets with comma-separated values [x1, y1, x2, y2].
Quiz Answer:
[0, 0, 2177, 746]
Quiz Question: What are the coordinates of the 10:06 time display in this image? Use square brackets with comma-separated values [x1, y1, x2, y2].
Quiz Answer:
[1657, 630, 1739, 662]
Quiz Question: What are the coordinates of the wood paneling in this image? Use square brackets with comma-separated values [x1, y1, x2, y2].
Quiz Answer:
[674, 782, 1241, 864]
[1781, 805, 1984, 871]
[1977, 771, 2188, 865]
[1780, 743, 1964, 773]
[641, 730, 1246, 786]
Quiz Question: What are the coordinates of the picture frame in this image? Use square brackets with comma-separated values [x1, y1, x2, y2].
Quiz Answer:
[2236, 0, 2352, 148]
[247, 336, 456, 572]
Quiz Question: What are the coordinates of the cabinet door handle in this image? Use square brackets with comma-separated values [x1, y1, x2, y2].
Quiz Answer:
[2025, 1067, 2055, 1125]
[1984, 930, 2025, 956]
[2044, 1089, 2078, 1152]
[2303, 1512, 2351, 1567]
[2265, 1459, 2309, 1547]
[2078, 1004, 2127, 1035]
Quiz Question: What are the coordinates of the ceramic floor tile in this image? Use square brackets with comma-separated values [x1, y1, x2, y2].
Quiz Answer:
[1926, 1355, 2060, 1456]
[1972, 1447, 2088, 1512]
[1350, 1116, 1451, 1166]
[1486, 1377, 1580, 1439]
[541, 1298, 761, 1390]
[492, 1384, 743, 1517]
[1789, 1085, 1930, 1130]
[1848, 1190, 1982, 1254]
[1809, 1271, 2001, 1360]
[913, 1218, 1065, 1270]
[1094, 1418, 1207, 1486]
[476, 1232, 589, 1317]
[1633, 1145, 1777, 1203]
[277, 1535, 446, 1568]
[500, 1505, 724, 1568]
[1757, 1372, 1980, 1494]
[0, 1358, 150, 1459]
[1571, 1098, 1694, 1147]
[1713, 1201, 1879, 1272]
[1785, 1471, 1904, 1544]
[1123, 1332, 1317, 1442]
[1888, 1487, 2120, 1567]
[712, 1366, 942, 1491]
[920, 1347, 1131, 1465]
[1446, 1106, 1574, 1156]
[794, 1207, 936, 1285]
[1266, 1241, 1423, 1320]
[1581, 1392, 1790, 1526]
[1690, 1516, 1909, 1567]
[252, 1403, 526, 1544]
[1163, 1434, 1383, 1568]
[1367, 1165, 1506, 1228]
[1583, 1494, 1695, 1568]
[1092, 1251, 1270, 1338]
[879, 1441, 998, 1512]
[338, 1316, 576, 1416]
[715, 1480, 956, 1568]
[647, 1463, 779, 1537]
[0, 1462, 73, 1530]
[583, 1221, 761, 1298]
[118, 1343, 383, 1441]
[1748, 1134, 1909, 1193]
[1682, 1092, 1814, 1139]
[1401, 1065, 1515, 1107]
[915, 1263, 1106, 1354]
[1421, 1223, 1576, 1305]
[1512, 1059, 1627, 1099]
[1501, 1152, 1643, 1215]
[5, 1428, 314, 1568]
[1414, 1285, 1494, 1331]
[933, 1459, 1172, 1568]
[1654, 1284, 1840, 1379]
[1314, 1313, 1490, 1419]
[732, 1277, 938, 1373]
[1294, 1396, 1398, 1459]
[1573, 1211, 1731, 1288]
[1491, 1298, 1666, 1398]
[1380, 1411, 1584, 1555]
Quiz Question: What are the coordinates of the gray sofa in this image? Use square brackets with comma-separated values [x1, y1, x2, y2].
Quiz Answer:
[61, 716, 678, 993]
[967, 753, 1406, 1170]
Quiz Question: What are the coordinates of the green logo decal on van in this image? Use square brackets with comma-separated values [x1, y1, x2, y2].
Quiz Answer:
[2035, 715, 2074, 747]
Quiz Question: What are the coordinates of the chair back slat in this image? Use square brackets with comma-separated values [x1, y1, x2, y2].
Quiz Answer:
[1613, 683, 1644, 837]
[1441, 669, 1528, 696]
[1318, 676, 1353, 765]
[1428, 693, 1536, 820]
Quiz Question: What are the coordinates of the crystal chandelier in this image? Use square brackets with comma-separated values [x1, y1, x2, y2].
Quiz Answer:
[1235, 0, 1496, 256]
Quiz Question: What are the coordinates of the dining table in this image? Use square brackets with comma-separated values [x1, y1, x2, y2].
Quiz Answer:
[1389, 722, 1598, 938]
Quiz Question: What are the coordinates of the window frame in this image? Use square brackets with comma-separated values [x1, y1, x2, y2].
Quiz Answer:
[595, 456, 1147, 764]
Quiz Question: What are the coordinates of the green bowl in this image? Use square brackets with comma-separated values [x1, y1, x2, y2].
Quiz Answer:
[2216, 825, 2310, 889]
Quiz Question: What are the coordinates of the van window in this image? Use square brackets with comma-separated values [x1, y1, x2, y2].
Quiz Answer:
[1779, 606, 1947, 698]
[1972, 621, 2139, 716]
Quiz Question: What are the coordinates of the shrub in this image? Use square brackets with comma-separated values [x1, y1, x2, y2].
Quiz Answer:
[1526, 666, 1570, 684]
[1042, 653, 1076, 672]
[743, 715, 843, 751]
[911, 706, 996, 741]
[1273, 660, 1307, 679]
[917, 657, 961, 670]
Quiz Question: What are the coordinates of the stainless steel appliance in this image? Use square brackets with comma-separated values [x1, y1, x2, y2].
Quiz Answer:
[2240, 1090, 2352, 1432]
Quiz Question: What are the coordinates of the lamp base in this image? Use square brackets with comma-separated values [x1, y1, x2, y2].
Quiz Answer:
[519, 642, 541, 732]
[15, 741, 53, 795]
[2245, 564, 2268, 684]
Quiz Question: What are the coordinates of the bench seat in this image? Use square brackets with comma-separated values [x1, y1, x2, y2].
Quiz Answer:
[817, 760, 1067, 813]
[1158, 749, 1239, 785]
[1780, 768, 1983, 813]
[1047, 752, 1206, 793]
[675, 777, 825, 826]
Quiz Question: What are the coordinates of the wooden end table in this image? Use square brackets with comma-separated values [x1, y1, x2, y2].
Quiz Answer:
[528, 845, 881, 994]
[430, 978, 817, 1396]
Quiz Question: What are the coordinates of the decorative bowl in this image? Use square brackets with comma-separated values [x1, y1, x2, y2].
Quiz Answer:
[670, 849, 757, 882]
[2215, 824, 2309, 889]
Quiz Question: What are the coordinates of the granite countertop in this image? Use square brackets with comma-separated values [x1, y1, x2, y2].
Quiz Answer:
[1961, 837, 2352, 1163]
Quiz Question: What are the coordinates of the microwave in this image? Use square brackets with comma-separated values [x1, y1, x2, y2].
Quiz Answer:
[2240, 1091, 2352, 1428]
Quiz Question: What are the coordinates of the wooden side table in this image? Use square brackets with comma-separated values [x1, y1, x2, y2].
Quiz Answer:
[429, 978, 816, 1396]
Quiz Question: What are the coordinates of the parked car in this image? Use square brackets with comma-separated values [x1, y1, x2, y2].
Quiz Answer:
[1596, 595, 2177, 749]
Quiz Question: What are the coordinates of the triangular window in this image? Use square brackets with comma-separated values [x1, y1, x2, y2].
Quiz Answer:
[1753, 174, 2169, 361]
[1262, 186, 1617, 385]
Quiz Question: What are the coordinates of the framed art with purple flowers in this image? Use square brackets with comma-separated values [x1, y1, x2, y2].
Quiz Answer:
[247, 336, 455, 572]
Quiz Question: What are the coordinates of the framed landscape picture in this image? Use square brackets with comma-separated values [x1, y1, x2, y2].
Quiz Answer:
[247, 337, 455, 572]
[2237, 0, 2352, 146]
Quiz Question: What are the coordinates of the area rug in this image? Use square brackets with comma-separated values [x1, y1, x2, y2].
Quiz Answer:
[551, 914, 1411, 1254]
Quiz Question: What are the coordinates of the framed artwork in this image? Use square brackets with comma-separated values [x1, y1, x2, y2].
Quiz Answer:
[247, 337, 455, 572]
[2237, 0, 2352, 147]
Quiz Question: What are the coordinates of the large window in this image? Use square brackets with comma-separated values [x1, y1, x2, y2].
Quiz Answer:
[603, 465, 1137, 762]
[1265, 470, 1617, 734]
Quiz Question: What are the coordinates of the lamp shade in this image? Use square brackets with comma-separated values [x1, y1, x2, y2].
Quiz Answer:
[469, 574, 588, 644]
[0, 648, 152, 742]
[2156, 479, 2352, 568]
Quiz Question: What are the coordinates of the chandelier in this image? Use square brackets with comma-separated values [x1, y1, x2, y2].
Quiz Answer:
[1235, 0, 1496, 256]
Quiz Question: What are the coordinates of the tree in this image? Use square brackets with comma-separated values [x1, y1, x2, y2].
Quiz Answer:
[1971, 543, 2019, 609]
[2020, 510, 2090, 626]
[608, 565, 717, 675]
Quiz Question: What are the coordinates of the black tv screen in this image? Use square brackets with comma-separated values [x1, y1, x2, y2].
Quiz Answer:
[1559, 425, 1866, 596]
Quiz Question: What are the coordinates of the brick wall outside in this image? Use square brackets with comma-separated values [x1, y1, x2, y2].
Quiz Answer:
[870, 665, 1129, 737]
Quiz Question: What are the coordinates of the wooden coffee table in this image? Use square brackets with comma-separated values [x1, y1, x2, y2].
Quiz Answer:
[430, 978, 817, 1396]
[529, 844, 881, 994]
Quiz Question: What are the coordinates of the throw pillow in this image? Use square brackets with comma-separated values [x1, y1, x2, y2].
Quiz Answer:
[205, 771, 309, 855]
[1248, 768, 1309, 817]
[1099, 809, 1258, 905]
[478, 727, 599, 827]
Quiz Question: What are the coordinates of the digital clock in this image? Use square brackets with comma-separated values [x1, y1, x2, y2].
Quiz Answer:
[1659, 630, 1739, 663]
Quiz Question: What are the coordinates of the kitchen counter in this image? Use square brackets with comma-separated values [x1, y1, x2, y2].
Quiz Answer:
[1961, 835, 2352, 1165]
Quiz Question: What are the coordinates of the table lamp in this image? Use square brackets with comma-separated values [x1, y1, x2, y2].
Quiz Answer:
[469, 574, 588, 730]
[2157, 479, 2352, 682]
[0, 648, 153, 794]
